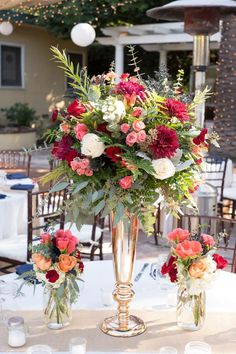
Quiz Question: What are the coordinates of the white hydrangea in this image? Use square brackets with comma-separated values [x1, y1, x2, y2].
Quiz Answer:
[101, 97, 126, 126]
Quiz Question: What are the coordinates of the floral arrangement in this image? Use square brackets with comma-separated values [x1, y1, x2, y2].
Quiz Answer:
[161, 227, 228, 328]
[20, 229, 84, 328]
[45, 47, 216, 233]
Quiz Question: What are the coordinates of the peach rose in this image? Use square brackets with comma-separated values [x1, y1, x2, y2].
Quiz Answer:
[167, 228, 190, 243]
[58, 254, 77, 272]
[70, 159, 80, 171]
[60, 123, 70, 134]
[133, 120, 145, 132]
[126, 131, 137, 146]
[176, 240, 202, 259]
[189, 259, 207, 278]
[32, 253, 52, 271]
[202, 234, 215, 247]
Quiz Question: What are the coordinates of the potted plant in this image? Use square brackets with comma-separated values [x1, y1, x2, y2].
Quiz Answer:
[0, 103, 37, 149]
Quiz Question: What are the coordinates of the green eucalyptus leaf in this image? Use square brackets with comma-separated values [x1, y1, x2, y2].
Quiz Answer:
[94, 199, 105, 215]
[72, 181, 89, 195]
[113, 202, 124, 226]
[50, 181, 69, 192]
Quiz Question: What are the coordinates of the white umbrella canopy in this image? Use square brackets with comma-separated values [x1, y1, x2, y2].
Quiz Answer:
[0, 0, 62, 10]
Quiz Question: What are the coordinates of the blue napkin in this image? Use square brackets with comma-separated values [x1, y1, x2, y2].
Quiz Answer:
[0, 193, 7, 199]
[10, 184, 34, 191]
[16, 264, 40, 284]
[7, 172, 28, 180]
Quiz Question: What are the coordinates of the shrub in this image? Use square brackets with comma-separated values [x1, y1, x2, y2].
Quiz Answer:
[3, 102, 37, 128]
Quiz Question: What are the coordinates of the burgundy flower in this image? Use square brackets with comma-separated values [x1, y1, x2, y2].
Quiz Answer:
[78, 261, 84, 273]
[51, 109, 59, 123]
[149, 125, 179, 159]
[105, 147, 123, 162]
[46, 269, 60, 283]
[165, 98, 190, 122]
[51, 136, 77, 163]
[64, 149, 79, 165]
[114, 80, 147, 100]
[161, 256, 177, 283]
[193, 128, 208, 145]
[67, 99, 86, 117]
[213, 253, 228, 269]
[96, 123, 111, 136]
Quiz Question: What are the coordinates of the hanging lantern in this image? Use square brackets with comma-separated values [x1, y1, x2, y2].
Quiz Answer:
[0, 21, 14, 36]
[70, 23, 96, 47]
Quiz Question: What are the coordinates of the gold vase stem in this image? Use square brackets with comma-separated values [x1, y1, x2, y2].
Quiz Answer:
[101, 212, 146, 337]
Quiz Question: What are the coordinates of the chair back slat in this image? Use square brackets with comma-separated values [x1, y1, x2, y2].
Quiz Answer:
[0, 150, 31, 176]
[204, 155, 228, 201]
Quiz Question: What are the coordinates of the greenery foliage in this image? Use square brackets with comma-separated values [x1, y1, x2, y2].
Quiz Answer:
[2, 102, 37, 128]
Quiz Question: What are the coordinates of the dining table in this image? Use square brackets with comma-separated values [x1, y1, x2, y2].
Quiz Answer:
[0, 259, 236, 354]
[0, 174, 37, 240]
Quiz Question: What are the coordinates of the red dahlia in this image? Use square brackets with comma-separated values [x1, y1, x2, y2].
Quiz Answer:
[161, 256, 177, 283]
[149, 125, 179, 159]
[193, 128, 208, 145]
[165, 98, 190, 122]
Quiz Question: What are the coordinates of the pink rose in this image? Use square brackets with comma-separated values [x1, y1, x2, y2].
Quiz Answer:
[176, 240, 203, 259]
[119, 176, 133, 189]
[167, 228, 190, 243]
[137, 130, 146, 143]
[74, 123, 89, 141]
[70, 159, 81, 171]
[120, 123, 130, 134]
[126, 131, 137, 146]
[202, 234, 215, 247]
[41, 233, 51, 244]
[132, 107, 143, 117]
[133, 120, 145, 132]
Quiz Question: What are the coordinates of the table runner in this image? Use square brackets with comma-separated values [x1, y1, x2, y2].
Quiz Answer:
[0, 310, 235, 353]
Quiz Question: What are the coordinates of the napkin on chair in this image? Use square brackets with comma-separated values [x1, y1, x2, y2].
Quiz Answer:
[0, 193, 7, 199]
[7, 172, 28, 179]
[10, 184, 34, 191]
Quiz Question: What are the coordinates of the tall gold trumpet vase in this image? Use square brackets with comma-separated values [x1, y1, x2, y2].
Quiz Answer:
[101, 213, 146, 337]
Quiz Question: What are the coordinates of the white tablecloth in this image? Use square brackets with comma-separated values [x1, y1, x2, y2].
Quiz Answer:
[0, 177, 36, 239]
[1, 260, 236, 314]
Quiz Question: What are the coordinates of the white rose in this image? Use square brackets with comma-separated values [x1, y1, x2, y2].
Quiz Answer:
[81, 133, 105, 158]
[152, 158, 176, 180]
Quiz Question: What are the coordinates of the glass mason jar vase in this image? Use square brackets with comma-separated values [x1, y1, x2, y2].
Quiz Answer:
[43, 286, 72, 330]
[177, 288, 205, 331]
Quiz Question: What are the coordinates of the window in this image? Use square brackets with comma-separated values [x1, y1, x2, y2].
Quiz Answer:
[66, 52, 83, 89]
[0, 44, 23, 88]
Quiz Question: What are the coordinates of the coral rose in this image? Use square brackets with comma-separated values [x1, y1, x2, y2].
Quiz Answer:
[70, 159, 81, 171]
[167, 228, 190, 243]
[176, 240, 202, 259]
[41, 233, 51, 244]
[119, 176, 133, 189]
[202, 234, 215, 247]
[32, 253, 52, 271]
[120, 123, 130, 134]
[58, 254, 77, 272]
[132, 107, 143, 117]
[55, 229, 78, 254]
[189, 259, 207, 278]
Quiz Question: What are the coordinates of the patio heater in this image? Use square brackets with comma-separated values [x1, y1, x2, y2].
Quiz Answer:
[147, 0, 236, 127]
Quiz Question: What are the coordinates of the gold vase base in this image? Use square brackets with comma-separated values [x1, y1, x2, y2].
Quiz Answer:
[101, 315, 146, 337]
